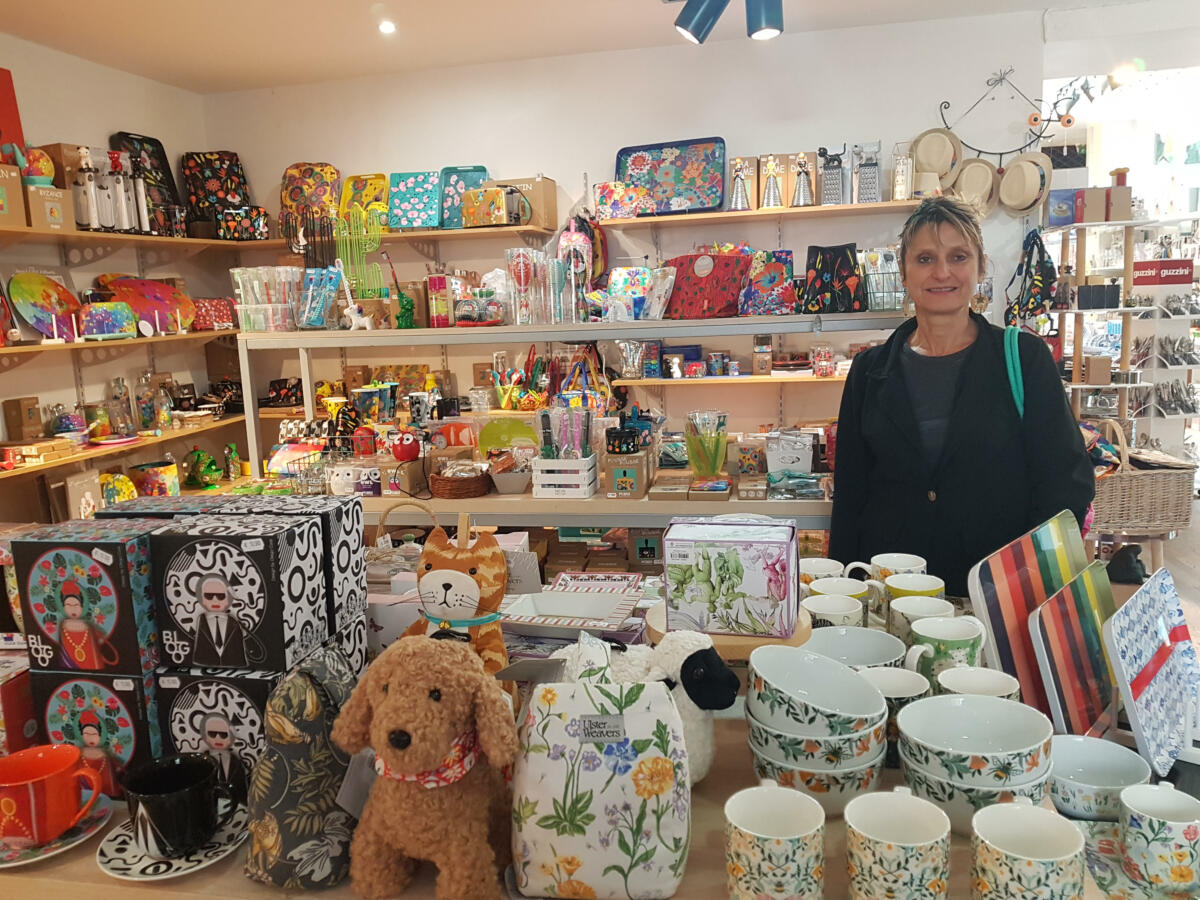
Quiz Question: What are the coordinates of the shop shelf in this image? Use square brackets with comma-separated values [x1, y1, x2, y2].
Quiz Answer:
[242, 223, 555, 253]
[0, 329, 238, 359]
[595, 199, 920, 229]
[0, 415, 246, 481]
[614, 374, 848, 387]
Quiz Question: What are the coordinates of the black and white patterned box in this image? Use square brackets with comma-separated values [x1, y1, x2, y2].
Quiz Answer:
[218, 496, 366, 636]
[328, 611, 367, 679]
[150, 515, 326, 672]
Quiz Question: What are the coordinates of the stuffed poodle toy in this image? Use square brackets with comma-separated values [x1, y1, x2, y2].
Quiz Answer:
[552, 630, 738, 783]
[332, 635, 517, 899]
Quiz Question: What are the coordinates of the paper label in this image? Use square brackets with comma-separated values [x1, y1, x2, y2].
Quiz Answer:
[666, 543, 695, 565]
[579, 714, 626, 742]
[112, 678, 134, 691]
[160, 676, 180, 689]
[336, 749, 377, 820]
[91, 548, 114, 566]
[375, 533, 393, 549]
[243, 538, 265, 552]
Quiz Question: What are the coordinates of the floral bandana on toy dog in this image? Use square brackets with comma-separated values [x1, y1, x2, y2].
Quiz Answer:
[374, 730, 480, 789]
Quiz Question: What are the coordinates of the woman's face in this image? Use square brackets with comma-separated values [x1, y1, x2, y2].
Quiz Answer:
[63, 595, 84, 620]
[902, 222, 984, 317]
[81, 724, 101, 748]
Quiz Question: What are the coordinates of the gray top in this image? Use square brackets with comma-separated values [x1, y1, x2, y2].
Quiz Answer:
[899, 340, 973, 467]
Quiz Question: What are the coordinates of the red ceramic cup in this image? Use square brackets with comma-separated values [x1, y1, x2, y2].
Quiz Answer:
[0, 744, 101, 848]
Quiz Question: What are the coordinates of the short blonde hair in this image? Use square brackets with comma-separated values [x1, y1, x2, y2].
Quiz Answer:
[899, 197, 986, 278]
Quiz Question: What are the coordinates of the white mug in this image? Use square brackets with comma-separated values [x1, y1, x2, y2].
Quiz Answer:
[889, 594, 954, 643]
[937, 665, 1020, 701]
[843, 554, 926, 624]
[799, 577, 884, 629]
[801, 593, 863, 628]
[844, 787, 950, 900]
[804, 625, 906, 670]
[796, 557, 845, 586]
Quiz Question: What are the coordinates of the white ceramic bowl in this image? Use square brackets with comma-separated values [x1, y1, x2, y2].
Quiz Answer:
[897, 694, 1052, 787]
[803, 625, 906, 669]
[900, 746, 1051, 836]
[746, 707, 886, 771]
[748, 646, 886, 737]
[752, 744, 885, 818]
[1049, 735, 1151, 821]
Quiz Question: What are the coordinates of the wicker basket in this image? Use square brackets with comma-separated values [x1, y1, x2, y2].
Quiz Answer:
[1090, 418, 1196, 534]
[429, 470, 492, 499]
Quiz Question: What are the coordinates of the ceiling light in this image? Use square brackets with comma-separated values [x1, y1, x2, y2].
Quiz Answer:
[674, 0, 731, 44]
[378, 19, 397, 35]
[1109, 62, 1139, 87]
[745, 0, 783, 40]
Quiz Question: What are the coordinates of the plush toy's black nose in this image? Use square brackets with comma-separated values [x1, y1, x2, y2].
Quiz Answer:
[388, 729, 412, 750]
[442, 582, 454, 592]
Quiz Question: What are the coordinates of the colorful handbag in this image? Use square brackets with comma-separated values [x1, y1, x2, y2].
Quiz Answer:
[739, 249, 798, 316]
[280, 162, 341, 220]
[244, 645, 357, 889]
[800, 243, 868, 314]
[593, 181, 652, 220]
[180, 151, 253, 224]
[439, 165, 489, 230]
[1004, 228, 1058, 326]
[110, 131, 181, 209]
[661, 253, 751, 319]
[387, 171, 441, 229]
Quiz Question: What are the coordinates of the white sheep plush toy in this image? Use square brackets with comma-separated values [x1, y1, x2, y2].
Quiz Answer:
[552, 630, 739, 784]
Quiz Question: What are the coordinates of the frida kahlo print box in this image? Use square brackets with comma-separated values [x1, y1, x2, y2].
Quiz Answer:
[149, 514, 327, 672]
[12, 518, 161, 676]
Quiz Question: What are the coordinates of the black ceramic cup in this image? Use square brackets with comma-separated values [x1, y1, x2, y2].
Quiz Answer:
[119, 753, 234, 858]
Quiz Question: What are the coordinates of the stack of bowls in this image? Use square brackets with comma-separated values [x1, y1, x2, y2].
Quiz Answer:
[897, 694, 1054, 835]
[746, 646, 888, 817]
[1048, 735, 1151, 821]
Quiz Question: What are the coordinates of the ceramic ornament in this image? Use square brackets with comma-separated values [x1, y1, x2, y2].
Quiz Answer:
[7, 272, 82, 342]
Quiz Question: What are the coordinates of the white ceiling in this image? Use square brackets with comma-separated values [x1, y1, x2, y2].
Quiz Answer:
[3, 0, 1121, 94]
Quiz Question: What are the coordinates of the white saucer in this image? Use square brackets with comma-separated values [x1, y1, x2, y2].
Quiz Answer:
[0, 792, 113, 868]
[95, 803, 248, 881]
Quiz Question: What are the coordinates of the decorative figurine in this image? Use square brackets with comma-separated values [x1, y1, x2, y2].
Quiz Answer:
[729, 158, 751, 211]
[791, 156, 815, 207]
[761, 155, 784, 209]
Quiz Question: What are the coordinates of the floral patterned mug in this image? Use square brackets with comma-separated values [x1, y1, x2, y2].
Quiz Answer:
[971, 798, 1085, 900]
[844, 786, 950, 899]
[1119, 781, 1200, 893]
[904, 616, 989, 687]
[725, 777, 825, 900]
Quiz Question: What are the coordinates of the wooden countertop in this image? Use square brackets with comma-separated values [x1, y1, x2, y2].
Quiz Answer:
[4, 716, 1109, 898]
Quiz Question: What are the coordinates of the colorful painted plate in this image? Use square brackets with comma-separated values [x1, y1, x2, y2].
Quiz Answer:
[80, 302, 138, 339]
[0, 792, 112, 868]
[1029, 561, 1115, 736]
[7, 271, 81, 342]
[967, 510, 1088, 718]
[109, 279, 196, 332]
[95, 803, 248, 881]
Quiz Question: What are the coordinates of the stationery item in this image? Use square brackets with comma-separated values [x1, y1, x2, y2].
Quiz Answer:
[662, 253, 751, 319]
[109, 132, 180, 209]
[844, 787, 949, 900]
[95, 803, 248, 881]
[387, 171, 441, 229]
[593, 181, 652, 220]
[1029, 561, 1116, 735]
[1119, 782, 1200, 893]
[0, 744, 102, 847]
[967, 510, 1088, 718]
[8, 270, 81, 342]
[725, 778, 825, 900]
[438, 165, 488, 230]
[279, 162, 341, 219]
[615, 137, 726, 214]
[971, 799, 1086, 900]
[800, 243, 867, 313]
[118, 754, 235, 859]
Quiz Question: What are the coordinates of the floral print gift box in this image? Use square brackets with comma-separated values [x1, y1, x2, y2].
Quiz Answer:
[511, 662, 690, 898]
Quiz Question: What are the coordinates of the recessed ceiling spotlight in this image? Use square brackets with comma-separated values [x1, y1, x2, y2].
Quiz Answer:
[378, 19, 397, 35]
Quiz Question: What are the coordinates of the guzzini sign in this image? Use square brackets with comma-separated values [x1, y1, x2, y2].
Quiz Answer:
[1133, 260, 1194, 285]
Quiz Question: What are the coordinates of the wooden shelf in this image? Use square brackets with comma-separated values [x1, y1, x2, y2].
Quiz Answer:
[614, 374, 847, 387]
[244, 223, 555, 253]
[0, 415, 246, 481]
[1043, 218, 1158, 236]
[0, 224, 253, 254]
[0, 329, 238, 359]
[596, 199, 920, 229]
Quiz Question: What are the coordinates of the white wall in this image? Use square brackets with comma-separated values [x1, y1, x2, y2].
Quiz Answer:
[1044, 0, 1200, 79]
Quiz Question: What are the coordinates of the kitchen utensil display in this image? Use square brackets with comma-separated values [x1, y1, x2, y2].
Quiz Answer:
[7, 271, 81, 341]
[615, 137, 726, 215]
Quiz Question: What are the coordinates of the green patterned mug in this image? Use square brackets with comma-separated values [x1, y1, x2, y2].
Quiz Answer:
[904, 616, 989, 687]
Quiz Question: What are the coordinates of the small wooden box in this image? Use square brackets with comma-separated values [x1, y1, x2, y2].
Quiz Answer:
[532, 455, 598, 499]
[25, 185, 73, 231]
[1084, 356, 1112, 385]
[3, 397, 41, 441]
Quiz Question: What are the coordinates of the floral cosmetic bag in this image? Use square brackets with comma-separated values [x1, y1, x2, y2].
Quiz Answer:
[739, 250, 798, 316]
[512, 638, 691, 899]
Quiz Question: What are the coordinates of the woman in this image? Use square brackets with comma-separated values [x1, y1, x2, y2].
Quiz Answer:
[78, 711, 120, 796]
[57, 581, 116, 670]
[830, 197, 1094, 597]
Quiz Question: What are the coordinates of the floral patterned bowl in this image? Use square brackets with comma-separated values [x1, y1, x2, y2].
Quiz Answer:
[746, 707, 886, 772]
[751, 744, 885, 818]
[897, 694, 1052, 788]
[1049, 735, 1151, 821]
[900, 746, 1051, 836]
[747, 646, 886, 738]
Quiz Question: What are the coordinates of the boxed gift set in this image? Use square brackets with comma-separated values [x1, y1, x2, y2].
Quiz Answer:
[12, 518, 160, 675]
[664, 516, 798, 637]
[95, 494, 235, 520]
[150, 514, 328, 672]
[29, 668, 162, 797]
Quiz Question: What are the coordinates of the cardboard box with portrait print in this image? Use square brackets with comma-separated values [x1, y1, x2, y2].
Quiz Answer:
[149, 514, 327, 673]
[12, 518, 162, 677]
[30, 667, 162, 797]
[154, 666, 284, 806]
[217, 495, 366, 638]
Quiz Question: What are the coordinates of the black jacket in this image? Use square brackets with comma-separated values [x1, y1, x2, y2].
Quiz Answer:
[829, 313, 1094, 596]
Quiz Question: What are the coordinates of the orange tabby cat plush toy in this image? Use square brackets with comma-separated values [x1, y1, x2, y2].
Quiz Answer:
[401, 512, 515, 705]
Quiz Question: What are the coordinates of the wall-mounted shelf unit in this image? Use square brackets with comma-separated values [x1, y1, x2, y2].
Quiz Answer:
[597, 199, 920, 229]
[612, 374, 848, 387]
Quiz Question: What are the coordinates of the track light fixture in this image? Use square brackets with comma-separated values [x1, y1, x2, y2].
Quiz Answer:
[745, 0, 783, 40]
[674, 0, 731, 45]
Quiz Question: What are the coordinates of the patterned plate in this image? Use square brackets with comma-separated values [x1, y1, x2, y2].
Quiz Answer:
[7, 271, 81, 341]
[0, 792, 112, 868]
[95, 803, 248, 881]
[1076, 820, 1196, 899]
[967, 510, 1088, 717]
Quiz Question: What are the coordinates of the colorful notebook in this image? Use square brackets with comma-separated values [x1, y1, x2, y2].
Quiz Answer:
[1029, 561, 1115, 735]
[967, 510, 1089, 718]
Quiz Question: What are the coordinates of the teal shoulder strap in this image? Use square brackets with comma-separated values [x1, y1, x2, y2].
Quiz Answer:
[1004, 325, 1025, 419]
